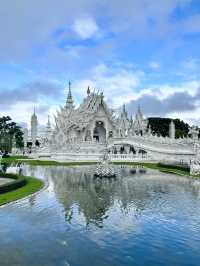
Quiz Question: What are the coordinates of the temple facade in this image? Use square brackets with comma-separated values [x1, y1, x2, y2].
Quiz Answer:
[35, 84, 198, 163]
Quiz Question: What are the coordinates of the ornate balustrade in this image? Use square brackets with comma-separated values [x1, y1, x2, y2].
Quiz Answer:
[109, 154, 148, 161]
[107, 136, 195, 155]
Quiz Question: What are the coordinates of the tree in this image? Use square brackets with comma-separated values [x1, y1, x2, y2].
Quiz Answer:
[0, 116, 24, 152]
[148, 117, 190, 138]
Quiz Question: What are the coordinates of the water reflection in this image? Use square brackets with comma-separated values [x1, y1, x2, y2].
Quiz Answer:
[1, 165, 200, 266]
[26, 165, 200, 228]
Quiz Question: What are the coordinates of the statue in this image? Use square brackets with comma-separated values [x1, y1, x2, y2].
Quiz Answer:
[94, 148, 116, 178]
[190, 159, 200, 176]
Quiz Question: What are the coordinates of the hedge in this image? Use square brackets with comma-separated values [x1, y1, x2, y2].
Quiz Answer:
[0, 173, 27, 194]
[157, 162, 190, 172]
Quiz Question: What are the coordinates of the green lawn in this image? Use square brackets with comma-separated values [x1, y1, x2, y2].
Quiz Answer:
[0, 175, 44, 206]
[1, 155, 29, 164]
[19, 160, 97, 166]
[1, 156, 97, 166]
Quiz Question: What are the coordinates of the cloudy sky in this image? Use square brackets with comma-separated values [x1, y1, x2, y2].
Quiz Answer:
[0, 0, 200, 127]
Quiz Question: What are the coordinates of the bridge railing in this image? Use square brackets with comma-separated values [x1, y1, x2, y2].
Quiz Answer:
[109, 154, 148, 160]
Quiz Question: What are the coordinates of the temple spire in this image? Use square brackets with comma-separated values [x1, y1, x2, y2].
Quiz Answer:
[136, 104, 143, 120]
[138, 104, 142, 115]
[65, 81, 74, 109]
[33, 106, 36, 116]
[121, 104, 128, 119]
[122, 104, 128, 116]
[47, 115, 51, 129]
[169, 120, 175, 139]
[31, 106, 38, 146]
[87, 86, 90, 95]
[123, 104, 126, 113]
[46, 115, 51, 138]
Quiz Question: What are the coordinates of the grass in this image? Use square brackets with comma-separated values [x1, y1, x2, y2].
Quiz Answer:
[0, 173, 44, 206]
[19, 160, 97, 166]
[1, 157, 97, 166]
[1, 155, 29, 164]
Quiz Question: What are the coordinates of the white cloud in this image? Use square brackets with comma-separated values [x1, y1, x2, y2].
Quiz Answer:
[169, 107, 200, 126]
[0, 0, 199, 127]
[145, 80, 199, 100]
[0, 101, 60, 128]
[0, 0, 194, 62]
[69, 62, 200, 125]
[72, 63, 144, 107]
[72, 16, 99, 39]
[0, 102, 45, 128]
[72, 62, 199, 107]
[1, 60, 199, 126]
[149, 62, 160, 70]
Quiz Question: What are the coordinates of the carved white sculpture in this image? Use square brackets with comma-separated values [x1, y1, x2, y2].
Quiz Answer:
[190, 160, 200, 175]
[33, 83, 199, 163]
[190, 142, 200, 175]
[189, 126, 199, 140]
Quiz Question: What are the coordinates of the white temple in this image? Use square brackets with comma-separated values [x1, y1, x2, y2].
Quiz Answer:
[31, 83, 199, 164]
[31, 107, 38, 145]
[23, 109, 51, 148]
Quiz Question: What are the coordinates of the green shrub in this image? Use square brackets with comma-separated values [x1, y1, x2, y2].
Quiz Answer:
[0, 173, 18, 179]
[0, 179, 26, 194]
[0, 173, 27, 194]
[157, 162, 190, 172]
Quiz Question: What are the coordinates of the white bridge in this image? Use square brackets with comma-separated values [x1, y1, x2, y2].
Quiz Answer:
[35, 135, 196, 164]
[107, 136, 195, 162]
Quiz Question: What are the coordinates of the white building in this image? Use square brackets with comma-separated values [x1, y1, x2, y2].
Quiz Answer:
[33, 84, 197, 163]
[23, 109, 51, 148]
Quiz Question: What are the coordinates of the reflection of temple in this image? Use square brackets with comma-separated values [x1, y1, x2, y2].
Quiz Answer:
[19, 164, 200, 229]
[46, 166, 200, 227]
[49, 166, 115, 226]
[35, 83, 197, 162]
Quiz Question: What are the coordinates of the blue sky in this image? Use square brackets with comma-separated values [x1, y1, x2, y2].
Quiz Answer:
[0, 0, 200, 126]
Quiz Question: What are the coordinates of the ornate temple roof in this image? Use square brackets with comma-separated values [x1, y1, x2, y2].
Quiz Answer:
[118, 104, 130, 130]
[56, 88, 115, 132]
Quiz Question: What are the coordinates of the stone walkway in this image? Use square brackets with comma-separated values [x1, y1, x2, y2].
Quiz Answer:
[0, 177, 13, 186]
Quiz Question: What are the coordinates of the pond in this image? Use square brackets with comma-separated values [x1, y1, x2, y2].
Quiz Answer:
[0, 165, 200, 266]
